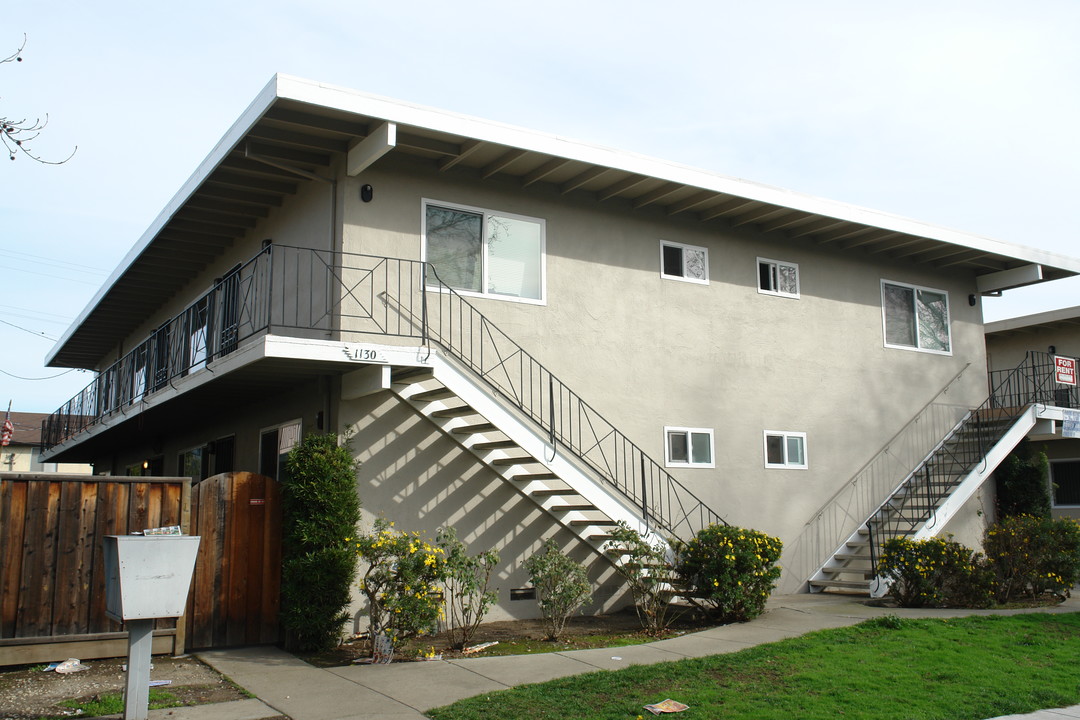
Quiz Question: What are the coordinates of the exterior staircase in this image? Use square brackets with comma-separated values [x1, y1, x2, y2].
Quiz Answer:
[808, 352, 1065, 595]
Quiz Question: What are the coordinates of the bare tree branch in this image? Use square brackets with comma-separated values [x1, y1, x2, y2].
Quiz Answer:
[2, 34, 77, 164]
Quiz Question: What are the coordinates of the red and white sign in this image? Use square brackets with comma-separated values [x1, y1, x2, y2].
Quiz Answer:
[1, 419, 12, 447]
[1055, 356, 1077, 386]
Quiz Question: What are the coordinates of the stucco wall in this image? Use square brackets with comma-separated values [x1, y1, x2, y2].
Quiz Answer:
[340, 155, 990, 554]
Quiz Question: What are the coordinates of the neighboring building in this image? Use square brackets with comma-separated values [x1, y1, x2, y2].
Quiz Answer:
[38, 76, 1080, 616]
[985, 306, 1080, 521]
[1, 411, 92, 474]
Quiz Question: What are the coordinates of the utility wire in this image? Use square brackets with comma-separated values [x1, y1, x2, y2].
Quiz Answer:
[0, 368, 76, 381]
[0, 317, 58, 341]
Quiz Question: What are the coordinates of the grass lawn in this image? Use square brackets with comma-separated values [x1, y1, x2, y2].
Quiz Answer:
[427, 612, 1080, 720]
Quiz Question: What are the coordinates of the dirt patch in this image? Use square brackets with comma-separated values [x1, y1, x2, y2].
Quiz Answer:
[302, 606, 718, 666]
[0, 655, 255, 720]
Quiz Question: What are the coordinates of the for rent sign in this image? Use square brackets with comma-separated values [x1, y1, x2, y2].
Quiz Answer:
[1055, 356, 1077, 386]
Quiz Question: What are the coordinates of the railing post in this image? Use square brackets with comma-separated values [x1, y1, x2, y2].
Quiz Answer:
[548, 376, 555, 449]
[421, 262, 429, 346]
[640, 455, 648, 533]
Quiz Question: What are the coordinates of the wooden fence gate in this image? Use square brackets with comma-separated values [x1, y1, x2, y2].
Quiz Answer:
[186, 471, 282, 650]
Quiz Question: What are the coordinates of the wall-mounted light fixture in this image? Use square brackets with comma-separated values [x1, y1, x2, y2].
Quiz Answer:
[1049, 345, 1057, 355]
[360, 184, 374, 203]
[968, 294, 977, 307]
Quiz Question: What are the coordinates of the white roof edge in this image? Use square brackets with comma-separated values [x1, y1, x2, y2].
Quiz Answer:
[47, 74, 1080, 366]
[985, 304, 1080, 334]
[273, 76, 1080, 275]
[45, 76, 287, 367]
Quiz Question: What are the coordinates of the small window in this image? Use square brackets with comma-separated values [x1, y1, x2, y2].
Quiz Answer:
[764, 431, 807, 469]
[660, 241, 708, 284]
[758, 258, 800, 298]
[178, 445, 208, 481]
[260, 419, 302, 481]
[882, 280, 951, 354]
[425, 201, 545, 302]
[665, 427, 714, 468]
[1050, 459, 1080, 507]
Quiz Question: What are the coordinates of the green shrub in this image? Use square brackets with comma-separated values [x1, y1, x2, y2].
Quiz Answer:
[438, 526, 499, 650]
[356, 517, 446, 650]
[995, 442, 1051, 519]
[673, 524, 782, 623]
[524, 539, 591, 640]
[984, 514, 1080, 603]
[605, 522, 678, 635]
[280, 432, 362, 652]
[877, 537, 993, 608]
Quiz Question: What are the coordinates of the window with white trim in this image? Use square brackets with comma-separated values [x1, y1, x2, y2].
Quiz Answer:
[260, 419, 302, 482]
[424, 201, 545, 302]
[1050, 459, 1080, 507]
[660, 240, 708, 284]
[764, 431, 807, 469]
[881, 280, 951, 354]
[758, 257, 799, 298]
[664, 427, 714, 468]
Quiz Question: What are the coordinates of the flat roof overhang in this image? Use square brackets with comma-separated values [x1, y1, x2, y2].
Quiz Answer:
[46, 75, 1080, 370]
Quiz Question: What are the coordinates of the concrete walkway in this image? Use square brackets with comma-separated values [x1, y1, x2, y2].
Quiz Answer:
[127, 593, 1080, 720]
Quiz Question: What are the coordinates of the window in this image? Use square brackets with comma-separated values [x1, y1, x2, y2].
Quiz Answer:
[664, 427, 714, 468]
[424, 202, 545, 302]
[178, 445, 207, 481]
[758, 258, 799, 298]
[260, 420, 302, 481]
[1050, 460, 1080, 507]
[764, 431, 807, 469]
[660, 240, 708, 284]
[882, 280, 951, 354]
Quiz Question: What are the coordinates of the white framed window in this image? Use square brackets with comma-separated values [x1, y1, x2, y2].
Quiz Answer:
[660, 240, 708, 284]
[758, 257, 800, 298]
[260, 419, 302, 481]
[1050, 459, 1080, 507]
[424, 200, 546, 303]
[764, 431, 807, 469]
[881, 280, 951, 354]
[664, 427, 714, 468]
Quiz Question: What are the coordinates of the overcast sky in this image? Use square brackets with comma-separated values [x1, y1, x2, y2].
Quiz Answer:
[3, 1, 1079, 412]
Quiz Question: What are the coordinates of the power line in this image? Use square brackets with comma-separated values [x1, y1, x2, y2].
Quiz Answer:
[0, 368, 76, 381]
[0, 317, 58, 341]
[1, 248, 110, 276]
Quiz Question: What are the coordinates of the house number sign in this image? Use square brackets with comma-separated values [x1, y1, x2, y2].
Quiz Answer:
[343, 345, 388, 363]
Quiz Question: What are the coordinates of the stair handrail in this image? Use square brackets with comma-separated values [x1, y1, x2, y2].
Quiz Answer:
[865, 350, 1064, 571]
[412, 262, 727, 539]
[782, 364, 971, 591]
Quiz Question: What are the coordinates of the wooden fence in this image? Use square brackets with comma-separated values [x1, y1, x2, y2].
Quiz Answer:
[0, 474, 191, 666]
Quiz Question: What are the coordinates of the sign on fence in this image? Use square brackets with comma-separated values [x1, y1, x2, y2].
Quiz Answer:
[1055, 356, 1077, 386]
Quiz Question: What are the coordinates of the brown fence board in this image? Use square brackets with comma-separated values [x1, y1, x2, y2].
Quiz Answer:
[0, 475, 192, 667]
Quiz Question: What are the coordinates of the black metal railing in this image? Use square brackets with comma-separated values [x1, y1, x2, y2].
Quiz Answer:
[43, 245, 724, 539]
[866, 350, 1071, 570]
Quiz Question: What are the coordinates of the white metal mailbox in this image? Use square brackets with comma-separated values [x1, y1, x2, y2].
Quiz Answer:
[103, 535, 201, 621]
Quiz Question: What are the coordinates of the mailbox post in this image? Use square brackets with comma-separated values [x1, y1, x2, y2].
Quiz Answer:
[103, 535, 200, 720]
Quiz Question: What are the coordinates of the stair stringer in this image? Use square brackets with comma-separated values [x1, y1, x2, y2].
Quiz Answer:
[389, 351, 671, 561]
[810, 405, 1044, 596]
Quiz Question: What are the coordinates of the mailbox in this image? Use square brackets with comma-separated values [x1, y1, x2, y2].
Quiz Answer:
[103, 535, 200, 622]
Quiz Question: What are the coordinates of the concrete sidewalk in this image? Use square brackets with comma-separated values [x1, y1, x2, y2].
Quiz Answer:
[133, 593, 1080, 720]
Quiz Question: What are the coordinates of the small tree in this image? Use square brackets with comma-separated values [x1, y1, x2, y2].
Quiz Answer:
[605, 522, 678, 635]
[438, 527, 499, 650]
[995, 442, 1051, 519]
[673, 524, 782, 623]
[524, 539, 591, 641]
[356, 518, 446, 650]
[280, 432, 362, 652]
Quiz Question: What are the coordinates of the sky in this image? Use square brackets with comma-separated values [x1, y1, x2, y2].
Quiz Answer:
[3, 1, 1079, 413]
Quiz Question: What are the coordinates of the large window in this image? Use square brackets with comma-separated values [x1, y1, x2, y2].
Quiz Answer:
[882, 280, 951, 354]
[764, 431, 807, 469]
[758, 258, 799, 298]
[260, 420, 302, 481]
[660, 240, 708, 284]
[665, 427, 714, 468]
[425, 202, 545, 302]
[1050, 459, 1080, 507]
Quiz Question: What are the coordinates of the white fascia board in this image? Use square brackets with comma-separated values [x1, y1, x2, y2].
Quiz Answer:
[976, 264, 1044, 294]
[276, 75, 1080, 276]
[985, 304, 1080, 334]
[45, 76, 288, 367]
